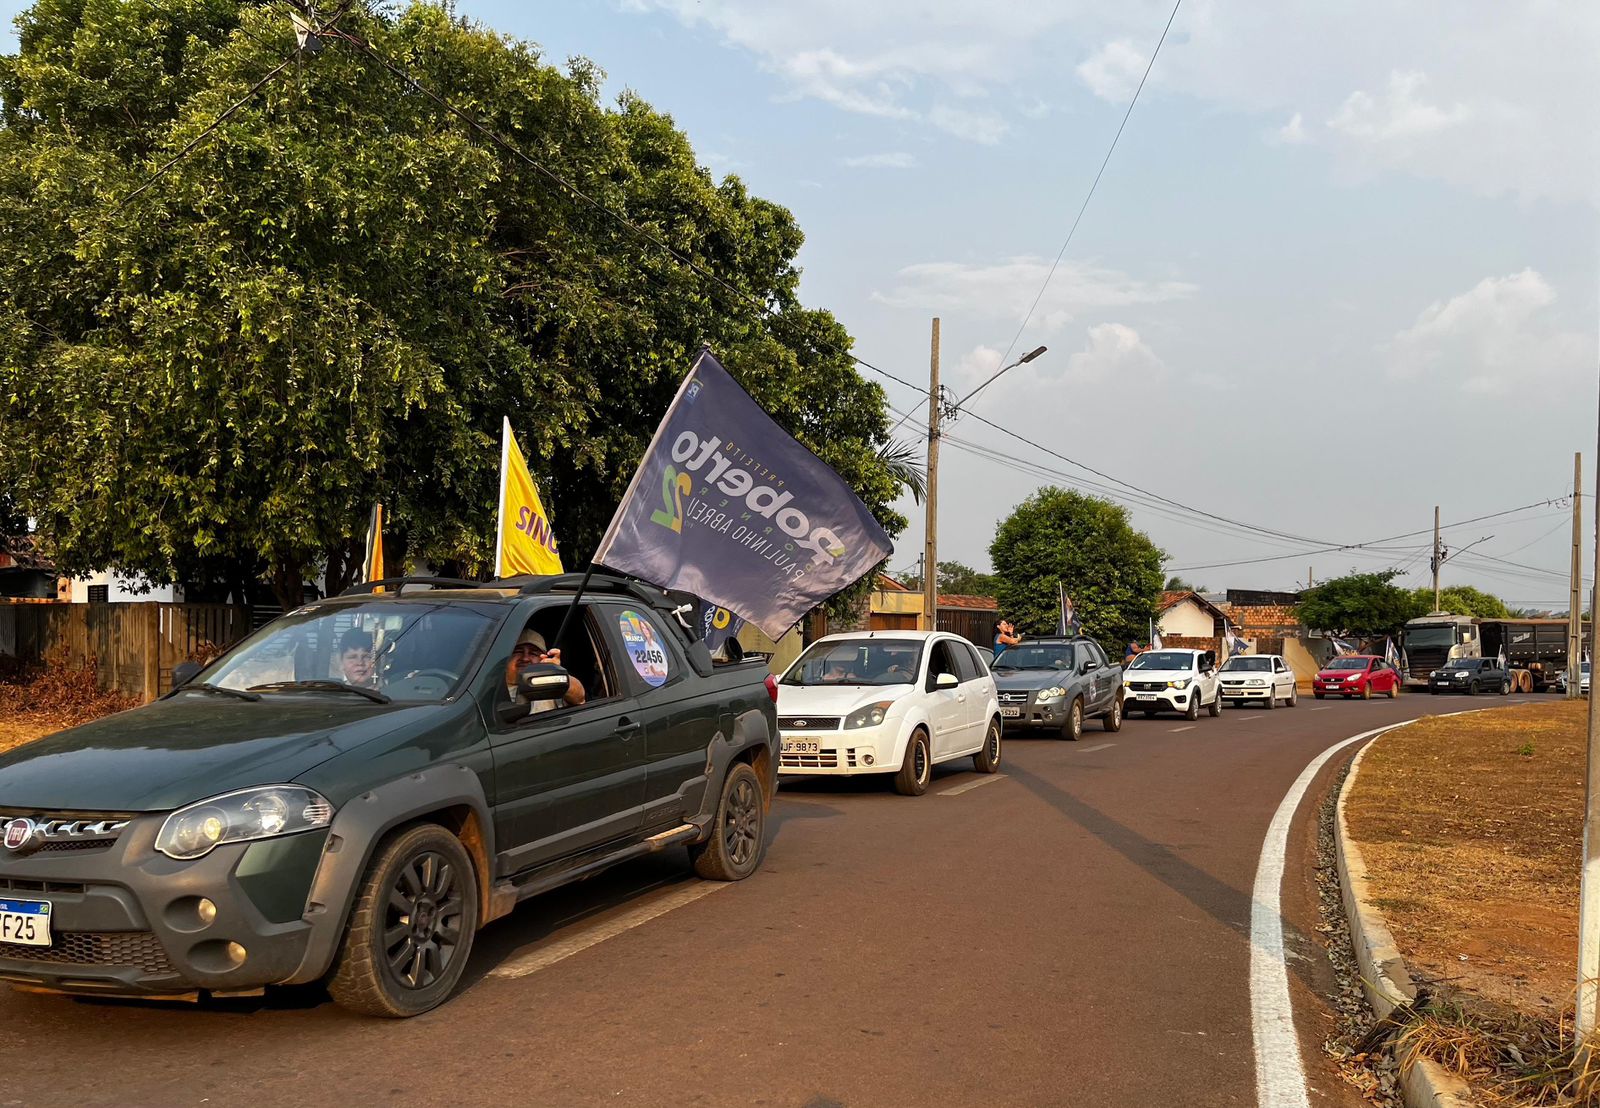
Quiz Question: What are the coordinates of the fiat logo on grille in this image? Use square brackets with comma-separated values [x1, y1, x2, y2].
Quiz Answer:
[2, 818, 36, 851]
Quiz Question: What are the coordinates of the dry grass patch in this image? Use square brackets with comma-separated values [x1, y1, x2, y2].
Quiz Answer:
[0, 657, 139, 755]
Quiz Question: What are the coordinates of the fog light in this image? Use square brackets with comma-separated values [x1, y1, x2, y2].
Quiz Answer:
[196, 898, 217, 926]
[863, 753, 875, 766]
[225, 941, 247, 967]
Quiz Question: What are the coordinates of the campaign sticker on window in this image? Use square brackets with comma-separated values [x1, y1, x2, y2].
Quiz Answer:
[617, 610, 670, 687]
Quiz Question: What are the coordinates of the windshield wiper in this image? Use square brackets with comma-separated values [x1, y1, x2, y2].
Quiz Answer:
[248, 680, 392, 704]
[184, 682, 261, 702]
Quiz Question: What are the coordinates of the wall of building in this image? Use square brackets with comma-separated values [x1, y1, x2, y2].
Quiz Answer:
[67, 572, 182, 604]
[1158, 599, 1216, 639]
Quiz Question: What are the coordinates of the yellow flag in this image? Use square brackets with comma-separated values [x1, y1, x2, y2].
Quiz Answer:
[496, 417, 564, 577]
[364, 503, 385, 591]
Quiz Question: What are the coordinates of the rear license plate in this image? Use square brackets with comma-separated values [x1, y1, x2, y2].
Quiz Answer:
[0, 899, 51, 947]
[781, 737, 821, 755]
[1000, 706, 1021, 718]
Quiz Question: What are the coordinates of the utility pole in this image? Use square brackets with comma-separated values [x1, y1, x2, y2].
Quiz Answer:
[1431, 506, 1443, 613]
[922, 317, 941, 634]
[1578, 419, 1599, 1044]
[1572, 453, 1585, 700]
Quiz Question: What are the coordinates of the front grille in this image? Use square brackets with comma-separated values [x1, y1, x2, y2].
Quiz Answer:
[781, 750, 840, 769]
[1130, 681, 1165, 692]
[996, 691, 1029, 704]
[0, 810, 132, 855]
[777, 716, 841, 731]
[0, 931, 175, 975]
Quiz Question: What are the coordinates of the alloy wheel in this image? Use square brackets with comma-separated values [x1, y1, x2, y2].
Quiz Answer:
[384, 851, 465, 991]
[722, 776, 761, 867]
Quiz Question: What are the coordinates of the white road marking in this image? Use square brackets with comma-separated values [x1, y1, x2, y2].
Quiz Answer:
[1250, 718, 1419, 1108]
[1309, 707, 1330, 711]
[1075, 742, 1117, 753]
[939, 773, 1008, 796]
[1169, 726, 1196, 733]
[490, 881, 729, 979]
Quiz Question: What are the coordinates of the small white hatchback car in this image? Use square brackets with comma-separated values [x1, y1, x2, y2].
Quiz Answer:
[775, 631, 1002, 795]
[1217, 653, 1299, 708]
[1122, 647, 1223, 719]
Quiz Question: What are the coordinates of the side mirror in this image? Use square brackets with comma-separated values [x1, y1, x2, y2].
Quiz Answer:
[518, 662, 571, 702]
[171, 661, 202, 688]
[1079, 660, 1094, 675]
[934, 672, 959, 690]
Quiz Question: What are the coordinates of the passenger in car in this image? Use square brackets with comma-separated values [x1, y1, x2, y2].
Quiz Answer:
[505, 627, 587, 712]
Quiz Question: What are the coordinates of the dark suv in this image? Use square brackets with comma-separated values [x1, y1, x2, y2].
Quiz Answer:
[0, 574, 777, 1016]
[1428, 656, 1511, 695]
[989, 636, 1124, 739]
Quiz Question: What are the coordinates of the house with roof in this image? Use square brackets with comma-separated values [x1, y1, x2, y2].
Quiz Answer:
[1155, 590, 1232, 652]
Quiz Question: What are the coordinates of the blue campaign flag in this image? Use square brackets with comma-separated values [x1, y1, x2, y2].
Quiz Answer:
[696, 600, 745, 653]
[594, 349, 894, 638]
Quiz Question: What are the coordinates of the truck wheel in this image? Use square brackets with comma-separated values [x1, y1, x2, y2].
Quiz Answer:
[690, 762, 766, 880]
[1061, 698, 1084, 741]
[1183, 695, 1200, 721]
[893, 728, 932, 795]
[328, 823, 479, 1019]
[1208, 691, 1222, 717]
[973, 718, 1003, 773]
[1102, 695, 1123, 732]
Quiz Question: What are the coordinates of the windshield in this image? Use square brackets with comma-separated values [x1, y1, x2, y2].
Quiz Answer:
[1444, 658, 1480, 669]
[783, 639, 924, 686]
[197, 601, 501, 703]
[1222, 657, 1271, 672]
[1405, 626, 1460, 650]
[992, 643, 1074, 670]
[1128, 651, 1194, 672]
[1326, 658, 1369, 671]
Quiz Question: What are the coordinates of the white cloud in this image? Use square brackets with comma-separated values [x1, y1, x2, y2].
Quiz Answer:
[1075, 39, 1147, 102]
[841, 151, 920, 169]
[872, 256, 1196, 332]
[1383, 269, 1592, 394]
[1274, 112, 1308, 144]
[1065, 323, 1166, 382]
[926, 105, 1010, 145]
[1327, 71, 1469, 141]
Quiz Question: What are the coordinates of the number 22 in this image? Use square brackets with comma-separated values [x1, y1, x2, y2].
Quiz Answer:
[650, 465, 694, 532]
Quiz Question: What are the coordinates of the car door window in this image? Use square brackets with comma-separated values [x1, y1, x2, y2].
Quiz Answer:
[957, 642, 987, 680]
[493, 605, 619, 726]
[928, 641, 959, 688]
[949, 641, 979, 683]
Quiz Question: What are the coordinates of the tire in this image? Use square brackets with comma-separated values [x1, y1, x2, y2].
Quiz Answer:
[691, 762, 767, 880]
[1183, 694, 1200, 721]
[1061, 698, 1084, 741]
[1287, 685, 1298, 708]
[893, 728, 932, 795]
[973, 717, 1003, 773]
[1500, 679, 1511, 696]
[1263, 688, 1276, 710]
[1468, 681, 1479, 696]
[1102, 695, 1124, 733]
[1361, 683, 1372, 700]
[1387, 682, 1398, 699]
[1207, 691, 1222, 717]
[328, 823, 479, 1019]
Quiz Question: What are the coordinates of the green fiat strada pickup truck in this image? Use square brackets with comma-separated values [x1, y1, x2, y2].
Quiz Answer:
[0, 574, 777, 1016]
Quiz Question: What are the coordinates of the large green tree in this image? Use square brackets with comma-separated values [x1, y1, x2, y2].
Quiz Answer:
[1296, 571, 1425, 637]
[0, 0, 910, 607]
[989, 487, 1164, 653]
[903, 560, 999, 597]
[1410, 584, 1510, 620]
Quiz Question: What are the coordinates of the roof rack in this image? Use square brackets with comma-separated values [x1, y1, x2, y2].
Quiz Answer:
[492, 571, 676, 608]
[339, 576, 488, 597]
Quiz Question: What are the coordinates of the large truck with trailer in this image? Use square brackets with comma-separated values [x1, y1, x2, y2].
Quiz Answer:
[1401, 613, 1584, 692]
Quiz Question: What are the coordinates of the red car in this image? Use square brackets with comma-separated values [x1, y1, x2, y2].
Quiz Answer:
[1313, 655, 1401, 699]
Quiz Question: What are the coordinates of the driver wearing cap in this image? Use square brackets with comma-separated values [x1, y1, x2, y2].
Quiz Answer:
[505, 627, 587, 713]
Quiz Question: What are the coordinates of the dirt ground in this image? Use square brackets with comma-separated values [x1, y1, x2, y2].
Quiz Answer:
[1345, 699, 1584, 1020]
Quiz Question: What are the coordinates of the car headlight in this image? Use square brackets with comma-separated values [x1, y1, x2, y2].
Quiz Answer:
[844, 701, 896, 729]
[1247, 678, 1266, 687]
[1037, 686, 1067, 702]
[156, 786, 334, 860]
[1167, 678, 1191, 689]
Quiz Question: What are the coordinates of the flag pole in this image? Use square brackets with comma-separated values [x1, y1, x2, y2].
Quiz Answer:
[494, 417, 511, 579]
[550, 561, 600, 653]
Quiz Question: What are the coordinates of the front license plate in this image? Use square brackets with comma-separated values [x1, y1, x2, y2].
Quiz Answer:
[1136, 694, 1158, 701]
[1000, 706, 1021, 718]
[0, 899, 51, 947]
[781, 737, 821, 755]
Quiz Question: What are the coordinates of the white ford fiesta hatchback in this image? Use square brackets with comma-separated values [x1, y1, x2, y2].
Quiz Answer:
[775, 631, 1002, 795]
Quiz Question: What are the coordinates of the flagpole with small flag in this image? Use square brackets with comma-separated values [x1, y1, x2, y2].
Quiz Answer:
[363, 503, 385, 591]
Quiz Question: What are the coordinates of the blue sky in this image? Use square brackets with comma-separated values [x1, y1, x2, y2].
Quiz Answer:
[5, 1, 1598, 604]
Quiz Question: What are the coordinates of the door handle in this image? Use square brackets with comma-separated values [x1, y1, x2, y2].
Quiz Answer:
[614, 717, 642, 740]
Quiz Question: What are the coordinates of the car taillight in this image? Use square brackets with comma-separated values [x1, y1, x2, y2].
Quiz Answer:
[764, 674, 779, 703]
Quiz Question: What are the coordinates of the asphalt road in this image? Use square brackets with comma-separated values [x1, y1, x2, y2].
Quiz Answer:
[0, 690, 1536, 1107]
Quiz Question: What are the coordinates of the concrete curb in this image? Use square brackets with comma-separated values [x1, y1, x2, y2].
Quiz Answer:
[1336, 736, 1478, 1108]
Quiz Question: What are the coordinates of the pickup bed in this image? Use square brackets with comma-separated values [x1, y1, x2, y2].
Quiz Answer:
[0, 573, 776, 1017]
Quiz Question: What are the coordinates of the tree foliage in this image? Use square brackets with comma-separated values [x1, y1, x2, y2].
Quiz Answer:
[1410, 585, 1510, 620]
[902, 560, 999, 597]
[0, 1, 910, 607]
[1296, 571, 1423, 636]
[989, 487, 1164, 652]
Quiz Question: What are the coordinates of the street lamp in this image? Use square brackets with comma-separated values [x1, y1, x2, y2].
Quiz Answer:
[954, 345, 1049, 411]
